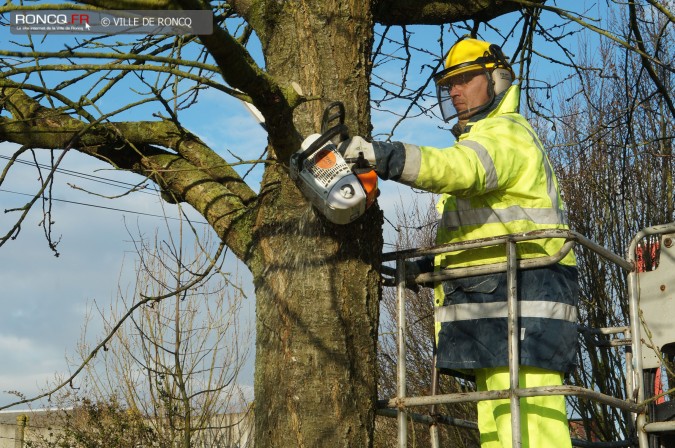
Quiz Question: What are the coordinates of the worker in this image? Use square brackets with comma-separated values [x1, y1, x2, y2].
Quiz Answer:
[340, 37, 579, 447]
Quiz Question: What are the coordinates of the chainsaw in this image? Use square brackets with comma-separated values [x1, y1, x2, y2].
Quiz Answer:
[289, 102, 378, 224]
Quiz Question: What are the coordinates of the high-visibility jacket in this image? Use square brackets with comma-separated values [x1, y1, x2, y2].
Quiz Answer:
[385, 85, 575, 268]
[373, 85, 579, 374]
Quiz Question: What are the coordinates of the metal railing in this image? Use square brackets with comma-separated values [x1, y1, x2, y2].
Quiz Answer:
[378, 223, 675, 448]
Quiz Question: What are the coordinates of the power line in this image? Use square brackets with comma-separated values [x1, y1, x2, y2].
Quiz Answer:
[0, 155, 208, 223]
[0, 154, 159, 195]
[0, 188, 208, 224]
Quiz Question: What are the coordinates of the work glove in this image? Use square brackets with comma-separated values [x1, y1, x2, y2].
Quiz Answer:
[339, 137, 420, 183]
[406, 257, 434, 289]
[338, 136, 376, 169]
[382, 258, 433, 291]
[405, 260, 422, 277]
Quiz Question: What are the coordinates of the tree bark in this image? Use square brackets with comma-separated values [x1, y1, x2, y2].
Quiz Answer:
[373, 0, 536, 25]
[0, 1, 542, 446]
[245, 2, 382, 446]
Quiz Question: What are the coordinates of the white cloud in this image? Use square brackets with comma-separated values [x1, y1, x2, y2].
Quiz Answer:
[0, 20, 505, 412]
[0, 334, 33, 354]
[0, 373, 56, 403]
[0, 143, 255, 408]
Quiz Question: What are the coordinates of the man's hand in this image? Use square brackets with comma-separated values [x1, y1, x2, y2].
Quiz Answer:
[338, 136, 376, 167]
[339, 137, 419, 183]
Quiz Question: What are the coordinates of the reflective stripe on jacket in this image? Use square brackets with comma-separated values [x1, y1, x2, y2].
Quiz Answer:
[408, 85, 575, 269]
[434, 265, 579, 374]
[380, 85, 579, 373]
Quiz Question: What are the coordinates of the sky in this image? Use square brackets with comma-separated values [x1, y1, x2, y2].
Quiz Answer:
[0, 2, 604, 410]
[0, 94, 268, 407]
[0, 15, 450, 410]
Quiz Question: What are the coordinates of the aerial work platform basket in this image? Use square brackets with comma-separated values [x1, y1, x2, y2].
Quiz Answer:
[378, 222, 675, 448]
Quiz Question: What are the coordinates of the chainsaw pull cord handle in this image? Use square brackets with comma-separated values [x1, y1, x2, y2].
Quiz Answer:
[296, 101, 349, 169]
[295, 123, 350, 169]
[321, 102, 374, 171]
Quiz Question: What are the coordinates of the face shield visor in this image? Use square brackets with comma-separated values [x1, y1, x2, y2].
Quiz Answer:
[433, 65, 494, 123]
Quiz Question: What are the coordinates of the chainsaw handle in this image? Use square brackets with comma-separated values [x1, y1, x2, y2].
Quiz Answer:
[321, 102, 348, 141]
[296, 122, 349, 168]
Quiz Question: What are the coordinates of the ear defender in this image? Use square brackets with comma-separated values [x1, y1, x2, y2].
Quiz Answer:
[491, 68, 513, 96]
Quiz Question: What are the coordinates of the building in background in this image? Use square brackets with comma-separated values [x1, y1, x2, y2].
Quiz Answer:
[0, 409, 253, 447]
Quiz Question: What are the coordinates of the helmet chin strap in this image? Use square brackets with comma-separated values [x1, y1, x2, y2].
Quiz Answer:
[451, 102, 489, 137]
[451, 76, 506, 137]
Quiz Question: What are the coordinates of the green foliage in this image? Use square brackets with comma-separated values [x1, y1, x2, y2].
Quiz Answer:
[27, 397, 156, 448]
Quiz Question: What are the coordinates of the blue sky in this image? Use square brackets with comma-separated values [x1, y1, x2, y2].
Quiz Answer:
[0, 93, 266, 407]
[0, 2, 606, 409]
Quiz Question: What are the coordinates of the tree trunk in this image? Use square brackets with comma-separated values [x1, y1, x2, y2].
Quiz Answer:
[0, 1, 544, 445]
[246, 2, 381, 447]
[251, 173, 383, 447]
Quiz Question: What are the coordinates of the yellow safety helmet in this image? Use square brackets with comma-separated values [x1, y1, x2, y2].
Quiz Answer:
[433, 38, 514, 122]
